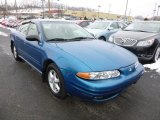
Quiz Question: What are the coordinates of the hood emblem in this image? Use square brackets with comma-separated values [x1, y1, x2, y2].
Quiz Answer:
[121, 38, 128, 44]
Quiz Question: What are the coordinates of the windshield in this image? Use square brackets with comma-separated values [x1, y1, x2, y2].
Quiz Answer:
[87, 22, 110, 30]
[41, 22, 94, 41]
[124, 22, 160, 33]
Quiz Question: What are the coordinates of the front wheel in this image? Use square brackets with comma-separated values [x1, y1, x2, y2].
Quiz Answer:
[153, 47, 160, 62]
[46, 63, 67, 99]
[99, 36, 106, 41]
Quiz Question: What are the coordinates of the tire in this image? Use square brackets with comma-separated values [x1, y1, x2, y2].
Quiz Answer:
[45, 63, 67, 99]
[12, 44, 22, 61]
[99, 36, 106, 41]
[153, 46, 160, 62]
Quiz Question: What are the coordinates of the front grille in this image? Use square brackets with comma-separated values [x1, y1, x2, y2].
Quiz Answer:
[114, 38, 137, 46]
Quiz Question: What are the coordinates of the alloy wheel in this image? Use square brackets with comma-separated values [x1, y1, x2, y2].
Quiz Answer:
[155, 47, 160, 62]
[13, 46, 18, 59]
[48, 69, 61, 94]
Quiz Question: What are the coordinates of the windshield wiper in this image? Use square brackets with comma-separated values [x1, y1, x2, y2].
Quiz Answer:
[123, 29, 132, 31]
[46, 38, 69, 42]
[69, 37, 95, 41]
[46, 37, 95, 42]
[124, 29, 152, 33]
[134, 30, 149, 32]
[136, 30, 156, 33]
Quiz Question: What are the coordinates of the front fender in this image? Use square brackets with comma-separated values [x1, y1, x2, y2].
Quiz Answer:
[95, 31, 108, 39]
[55, 55, 92, 73]
[42, 43, 92, 73]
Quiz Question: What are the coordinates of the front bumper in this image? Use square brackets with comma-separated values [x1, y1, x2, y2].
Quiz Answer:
[61, 64, 144, 102]
[123, 41, 159, 61]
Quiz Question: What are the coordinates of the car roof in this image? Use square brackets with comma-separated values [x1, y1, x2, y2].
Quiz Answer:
[75, 20, 92, 22]
[133, 21, 160, 23]
[21, 19, 71, 25]
[94, 20, 121, 23]
[71, 20, 92, 24]
[33, 19, 67, 22]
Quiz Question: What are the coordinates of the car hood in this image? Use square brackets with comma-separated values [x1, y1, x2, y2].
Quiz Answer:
[85, 28, 105, 35]
[114, 31, 157, 40]
[55, 40, 137, 71]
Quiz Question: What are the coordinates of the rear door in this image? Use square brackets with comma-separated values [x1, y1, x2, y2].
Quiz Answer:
[14, 23, 30, 58]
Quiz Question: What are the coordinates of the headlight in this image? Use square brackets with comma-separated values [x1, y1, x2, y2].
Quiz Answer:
[108, 35, 114, 42]
[137, 39, 154, 46]
[76, 70, 120, 80]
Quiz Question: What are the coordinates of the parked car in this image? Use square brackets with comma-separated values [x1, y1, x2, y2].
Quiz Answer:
[10, 19, 144, 102]
[11, 19, 24, 28]
[1, 19, 7, 26]
[109, 21, 160, 62]
[0, 18, 4, 24]
[86, 21, 127, 41]
[1, 18, 15, 27]
[7, 19, 17, 27]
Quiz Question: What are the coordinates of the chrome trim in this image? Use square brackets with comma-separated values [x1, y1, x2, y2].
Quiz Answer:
[19, 55, 42, 74]
[114, 38, 137, 46]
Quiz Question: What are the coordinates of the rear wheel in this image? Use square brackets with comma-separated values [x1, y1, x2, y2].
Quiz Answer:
[12, 44, 22, 61]
[153, 46, 160, 62]
[46, 63, 67, 99]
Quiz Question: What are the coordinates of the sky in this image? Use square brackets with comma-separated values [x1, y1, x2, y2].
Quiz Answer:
[7, 0, 160, 17]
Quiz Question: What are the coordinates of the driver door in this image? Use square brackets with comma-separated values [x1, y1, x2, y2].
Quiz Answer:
[24, 23, 44, 71]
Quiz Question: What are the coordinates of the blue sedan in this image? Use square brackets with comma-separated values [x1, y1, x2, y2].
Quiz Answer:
[10, 19, 144, 102]
[86, 21, 127, 41]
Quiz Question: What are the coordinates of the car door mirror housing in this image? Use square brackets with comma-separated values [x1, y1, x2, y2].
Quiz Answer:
[26, 35, 40, 42]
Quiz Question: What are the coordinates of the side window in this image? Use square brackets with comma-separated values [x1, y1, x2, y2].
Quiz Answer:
[27, 23, 38, 36]
[110, 22, 119, 29]
[118, 22, 126, 29]
[19, 23, 30, 35]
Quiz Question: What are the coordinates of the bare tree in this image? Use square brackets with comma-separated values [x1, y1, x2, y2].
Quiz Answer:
[0, 0, 6, 18]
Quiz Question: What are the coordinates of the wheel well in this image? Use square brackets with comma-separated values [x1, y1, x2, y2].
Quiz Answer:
[42, 59, 56, 82]
[11, 41, 14, 53]
[99, 36, 106, 41]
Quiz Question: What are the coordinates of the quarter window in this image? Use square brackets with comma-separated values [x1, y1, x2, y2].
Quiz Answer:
[118, 22, 126, 29]
[27, 23, 38, 36]
[110, 22, 119, 29]
[19, 23, 30, 35]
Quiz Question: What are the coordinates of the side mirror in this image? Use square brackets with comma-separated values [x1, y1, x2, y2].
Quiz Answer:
[26, 35, 40, 42]
[108, 27, 114, 31]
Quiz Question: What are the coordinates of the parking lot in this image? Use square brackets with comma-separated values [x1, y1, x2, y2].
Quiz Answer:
[0, 26, 159, 120]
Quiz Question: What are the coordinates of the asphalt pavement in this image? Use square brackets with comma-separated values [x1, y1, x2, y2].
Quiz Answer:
[0, 27, 160, 120]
